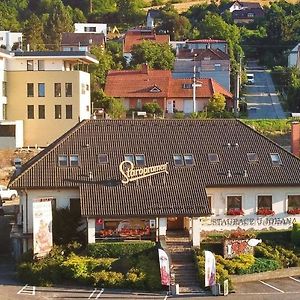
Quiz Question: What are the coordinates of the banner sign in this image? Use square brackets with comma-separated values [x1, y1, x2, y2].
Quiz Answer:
[158, 249, 171, 286]
[205, 250, 216, 287]
[33, 200, 53, 257]
[119, 161, 168, 184]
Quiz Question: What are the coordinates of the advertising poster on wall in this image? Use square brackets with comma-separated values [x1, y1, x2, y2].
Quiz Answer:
[204, 250, 216, 287]
[33, 200, 53, 258]
[158, 248, 171, 286]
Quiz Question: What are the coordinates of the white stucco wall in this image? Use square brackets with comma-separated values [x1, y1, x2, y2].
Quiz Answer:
[79, 71, 91, 120]
[7, 58, 65, 71]
[19, 188, 79, 234]
[203, 186, 300, 231]
[158, 217, 167, 235]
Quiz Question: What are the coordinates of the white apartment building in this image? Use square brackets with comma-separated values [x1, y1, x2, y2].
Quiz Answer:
[74, 23, 107, 37]
[0, 31, 22, 51]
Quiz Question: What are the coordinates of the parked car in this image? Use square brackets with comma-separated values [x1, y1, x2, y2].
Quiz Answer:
[247, 73, 255, 84]
[0, 185, 18, 200]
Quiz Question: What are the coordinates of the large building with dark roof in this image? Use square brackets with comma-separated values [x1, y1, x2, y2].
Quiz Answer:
[9, 119, 300, 253]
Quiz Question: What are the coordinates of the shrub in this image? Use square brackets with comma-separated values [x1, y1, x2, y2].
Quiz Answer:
[91, 270, 125, 287]
[87, 241, 156, 258]
[240, 258, 279, 274]
[173, 111, 185, 119]
[216, 254, 255, 275]
[291, 222, 300, 246]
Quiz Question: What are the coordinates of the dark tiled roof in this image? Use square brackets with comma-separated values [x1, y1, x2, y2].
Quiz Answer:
[232, 7, 265, 19]
[177, 48, 229, 60]
[10, 119, 300, 217]
[61, 32, 105, 46]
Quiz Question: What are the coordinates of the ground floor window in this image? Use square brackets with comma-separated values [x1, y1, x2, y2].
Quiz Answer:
[257, 195, 274, 215]
[227, 196, 243, 215]
[287, 195, 300, 214]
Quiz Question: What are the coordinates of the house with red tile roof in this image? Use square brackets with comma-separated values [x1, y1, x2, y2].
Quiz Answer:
[123, 28, 170, 63]
[104, 64, 233, 114]
[173, 48, 231, 90]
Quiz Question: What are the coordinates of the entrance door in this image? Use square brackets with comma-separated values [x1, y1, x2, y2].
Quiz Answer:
[167, 100, 173, 113]
[183, 100, 193, 113]
[167, 216, 184, 230]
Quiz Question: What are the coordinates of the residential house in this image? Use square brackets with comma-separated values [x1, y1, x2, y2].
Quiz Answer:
[9, 119, 300, 256]
[146, 9, 161, 29]
[0, 51, 98, 148]
[173, 48, 231, 90]
[221, 1, 265, 24]
[123, 28, 170, 63]
[61, 32, 105, 52]
[74, 23, 107, 37]
[288, 43, 300, 68]
[0, 31, 22, 51]
[104, 64, 233, 114]
[171, 39, 228, 55]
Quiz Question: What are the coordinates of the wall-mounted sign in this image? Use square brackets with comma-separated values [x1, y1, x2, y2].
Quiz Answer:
[119, 161, 168, 184]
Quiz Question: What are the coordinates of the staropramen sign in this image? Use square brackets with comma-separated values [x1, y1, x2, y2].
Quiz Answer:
[119, 161, 168, 184]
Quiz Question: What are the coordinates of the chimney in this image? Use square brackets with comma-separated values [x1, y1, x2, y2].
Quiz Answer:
[291, 121, 300, 156]
[141, 63, 149, 74]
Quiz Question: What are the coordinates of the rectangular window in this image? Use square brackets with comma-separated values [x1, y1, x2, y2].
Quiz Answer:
[184, 154, 195, 166]
[38, 60, 45, 71]
[124, 154, 134, 163]
[55, 105, 62, 119]
[270, 153, 282, 165]
[98, 154, 108, 164]
[208, 153, 219, 163]
[27, 60, 33, 71]
[27, 83, 34, 97]
[2, 81, 7, 97]
[66, 105, 72, 119]
[27, 105, 34, 119]
[288, 195, 300, 210]
[135, 154, 145, 166]
[70, 155, 79, 166]
[247, 153, 258, 163]
[86, 84, 89, 91]
[227, 196, 242, 211]
[136, 99, 142, 110]
[70, 198, 81, 217]
[257, 195, 272, 210]
[65, 83, 72, 97]
[38, 105, 45, 119]
[173, 154, 184, 166]
[58, 155, 68, 166]
[81, 83, 85, 94]
[54, 83, 61, 97]
[38, 83, 45, 97]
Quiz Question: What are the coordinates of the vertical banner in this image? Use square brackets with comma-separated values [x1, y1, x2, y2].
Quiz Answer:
[33, 200, 53, 257]
[158, 248, 171, 286]
[204, 250, 216, 287]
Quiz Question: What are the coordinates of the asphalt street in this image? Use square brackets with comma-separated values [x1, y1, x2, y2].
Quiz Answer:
[244, 65, 286, 119]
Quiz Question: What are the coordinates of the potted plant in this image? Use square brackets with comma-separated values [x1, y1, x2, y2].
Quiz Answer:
[227, 208, 244, 216]
[256, 208, 275, 216]
[287, 208, 300, 215]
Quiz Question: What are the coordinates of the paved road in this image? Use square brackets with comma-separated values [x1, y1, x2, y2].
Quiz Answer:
[244, 69, 286, 119]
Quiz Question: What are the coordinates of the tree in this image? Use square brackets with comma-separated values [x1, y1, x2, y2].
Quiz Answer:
[131, 40, 175, 70]
[44, 0, 73, 50]
[207, 93, 226, 113]
[0, 2, 20, 31]
[115, 0, 145, 24]
[142, 102, 163, 116]
[23, 14, 45, 50]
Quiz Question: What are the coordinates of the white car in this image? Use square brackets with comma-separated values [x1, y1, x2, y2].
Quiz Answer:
[247, 73, 255, 84]
[0, 185, 18, 200]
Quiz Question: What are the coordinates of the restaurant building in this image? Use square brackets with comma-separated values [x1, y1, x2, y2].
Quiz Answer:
[9, 119, 300, 253]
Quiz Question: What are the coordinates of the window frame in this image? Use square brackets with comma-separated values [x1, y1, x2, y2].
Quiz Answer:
[38, 60, 45, 71]
[27, 105, 34, 119]
[247, 153, 258, 163]
[98, 154, 108, 164]
[270, 153, 282, 165]
[226, 195, 242, 211]
[208, 153, 219, 163]
[65, 83, 72, 97]
[27, 83, 34, 97]
[287, 195, 300, 211]
[55, 105, 62, 119]
[58, 154, 68, 166]
[66, 105, 72, 119]
[124, 154, 134, 163]
[173, 154, 184, 167]
[27, 60, 33, 71]
[38, 105, 45, 119]
[69, 154, 79, 167]
[2, 81, 7, 97]
[135, 154, 145, 167]
[54, 83, 61, 97]
[183, 154, 195, 166]
[257, 195, 272, 210]
[38, 83, 45, 97]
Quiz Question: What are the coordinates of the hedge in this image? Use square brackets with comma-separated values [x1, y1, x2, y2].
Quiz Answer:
[87, 241, 156, 258]
[291, 223, 300, 247]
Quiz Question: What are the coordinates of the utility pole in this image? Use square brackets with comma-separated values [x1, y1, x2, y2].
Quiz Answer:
[234, 55, 242, 117]
[192, 55, 201, 113]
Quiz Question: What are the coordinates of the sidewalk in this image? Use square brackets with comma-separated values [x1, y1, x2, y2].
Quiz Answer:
[231, 266, 300, 283]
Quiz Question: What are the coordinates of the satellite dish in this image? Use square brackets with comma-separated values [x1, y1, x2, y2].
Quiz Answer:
[248, 239, 262, 247]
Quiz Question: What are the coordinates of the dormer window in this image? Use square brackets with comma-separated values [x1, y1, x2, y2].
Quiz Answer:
[135, 154, 145, 166]
[247, 153, 258, 163]
[58, 155, 68, 166]
[208, 153, 219, 163]
[173, 154, 184, 166]
[182, 83, 192, 89]
[270, 153, 282, 165]
[183, 154, 195, 166]
[98, 154, 108, 164]
[149, 85, 161, 93]
[70, 155, 79, 166]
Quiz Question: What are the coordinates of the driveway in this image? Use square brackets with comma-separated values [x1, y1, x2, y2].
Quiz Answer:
[244, 65, 286, 119]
